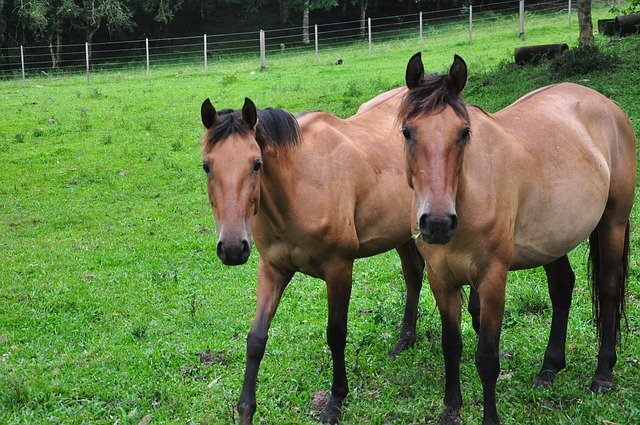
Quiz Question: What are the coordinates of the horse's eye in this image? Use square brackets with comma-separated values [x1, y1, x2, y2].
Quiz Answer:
[202, 162, 211, 174]
[252, 160, 262, 173]
[402, 127, 412, 140]
[460, 127, 471, 141]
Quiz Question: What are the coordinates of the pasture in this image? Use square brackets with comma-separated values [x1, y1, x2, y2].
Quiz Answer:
[1, 4, 639, 424]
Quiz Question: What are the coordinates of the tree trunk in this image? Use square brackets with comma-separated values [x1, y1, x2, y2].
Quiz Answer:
[302, 0, 310, 44]
[278, 0, 290, 26]
[359, 1, 368, 37]
[577, 0, 594, 47]
[48, 33, 62, 69]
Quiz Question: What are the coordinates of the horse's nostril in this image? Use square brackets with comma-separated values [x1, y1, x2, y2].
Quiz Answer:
[241, 239, 251, 259]
[419, 213, 429, 231]
[216, 241, 226, 261]
[449, 214, 458, 231]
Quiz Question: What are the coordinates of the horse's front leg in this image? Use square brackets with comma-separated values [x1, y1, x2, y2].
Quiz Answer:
[319, 259, 353, 424]
[533, 255, 574, 388]
[475, 263, 508, 425]
[389, 241, 425, 358]
[427, 266, 463, 425]
[237, 258, 293, 425]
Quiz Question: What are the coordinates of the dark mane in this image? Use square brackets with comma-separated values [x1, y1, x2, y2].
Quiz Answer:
[398, 73, 469, 123]
[203, 107, 302, 151]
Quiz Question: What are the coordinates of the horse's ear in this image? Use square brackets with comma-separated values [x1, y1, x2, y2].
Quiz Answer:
[201, 98, 217, 129]
[241, 97, 258, 129]
[448, 54, 467, 96]
[405, 52, 424, 89]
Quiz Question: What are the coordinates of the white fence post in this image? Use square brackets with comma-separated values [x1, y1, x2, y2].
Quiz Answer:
[519, 0, 525, 39]
[469, 6, 473, 46]
[204, 34, 208, 73]
[419, 11, 423, 50]
[145, 38, 150, 78]
[20, 45, 25, 82]
[314, 24, 319, 65]
[259, 30, 266, 71]
[568, 0, 572, 27]
[85, 42, 90, 82]
[617, 0, 621, 15]
[368, 17, 372, 57]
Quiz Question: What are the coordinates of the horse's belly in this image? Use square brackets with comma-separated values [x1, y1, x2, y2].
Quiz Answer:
[512, 197, 606, 269]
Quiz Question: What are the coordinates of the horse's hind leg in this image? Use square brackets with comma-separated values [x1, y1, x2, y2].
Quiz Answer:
[589, 218, 630, 393]
[237, 258, 293, 425]
[319, 258, 353, 424]
[389, 241, 425, 358]
[533, 255, 575, 388]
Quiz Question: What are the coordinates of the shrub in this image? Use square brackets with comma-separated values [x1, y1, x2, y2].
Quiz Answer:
[548, 46, 619, 78]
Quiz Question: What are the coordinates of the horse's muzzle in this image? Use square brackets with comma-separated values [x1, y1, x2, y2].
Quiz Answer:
[419, 212, 458, 245]
[217, 239, 251, 265]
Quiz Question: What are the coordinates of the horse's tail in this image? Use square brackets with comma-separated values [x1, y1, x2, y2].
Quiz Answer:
[588, 221, 630, 344]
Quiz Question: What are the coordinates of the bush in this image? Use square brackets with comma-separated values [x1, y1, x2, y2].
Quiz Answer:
[548, 46, 619, 78]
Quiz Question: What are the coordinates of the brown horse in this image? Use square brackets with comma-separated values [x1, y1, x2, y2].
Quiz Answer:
[399, 53, 636, 424]
[200, 91, 473, 423]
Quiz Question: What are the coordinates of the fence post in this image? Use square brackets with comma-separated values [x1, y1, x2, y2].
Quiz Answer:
[259, 30, 266, 71]
[204, 34, 208, 73]
[419, 11, 423, 50]
[314, 24, 319, 65]
[469, 6, 473, 46]
[368, 17, 372, 57]
[519, 0, 525, 39]
[85, 42, 90, 83]
[145, 38, 150, 78]
[568, 0, 572, 27]
[20, 45, 25, 83]
[617, 0, 621, 15]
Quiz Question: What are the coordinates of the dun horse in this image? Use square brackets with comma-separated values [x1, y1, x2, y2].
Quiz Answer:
[399, 53, 635, 424]
[200, 92, 477, 423]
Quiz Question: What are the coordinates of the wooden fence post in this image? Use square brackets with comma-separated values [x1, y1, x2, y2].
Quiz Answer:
[419, 11, 423, 50]
[20, 45, 25, 83]
[469, 6, 473, 46]
[368, 17, 372, 57]
[204, 34, 208, 73]
[85, 42, 90, 83]
[314, 24, 319, 65]
[519, 0, 525, 39]
[259, 30, 266, 71]
[145, 38, 150, 78]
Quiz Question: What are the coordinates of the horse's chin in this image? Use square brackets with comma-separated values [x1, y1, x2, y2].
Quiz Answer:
[421, 232, 453, 245]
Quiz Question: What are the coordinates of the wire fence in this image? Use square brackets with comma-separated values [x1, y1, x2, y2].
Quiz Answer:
[0, 0, 587, 81]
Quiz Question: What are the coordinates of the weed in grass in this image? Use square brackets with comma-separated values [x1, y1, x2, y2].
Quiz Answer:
[89, 87, 104, 100]
[32, 128, 45, 138]
[221, 73, 239, 86]
[14, 133, 25, 143]
[549, 46, 619, 77]
[101, 128, 113, 145]
[78, 108, 91, 132]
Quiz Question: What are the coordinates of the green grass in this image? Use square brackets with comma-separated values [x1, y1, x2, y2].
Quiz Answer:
[1, 3, 639, 424]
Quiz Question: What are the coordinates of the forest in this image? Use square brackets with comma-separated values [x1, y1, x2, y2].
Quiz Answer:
[1, 1, 516, 63]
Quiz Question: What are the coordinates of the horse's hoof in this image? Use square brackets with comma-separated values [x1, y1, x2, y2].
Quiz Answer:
[319, 396, 343, 424]
[237, 402, 255, 425]
[439, 407, 460, 425]
[388, 333, 416, 358]
[590, 378, 616, 394]
[532, 369, 556, 388]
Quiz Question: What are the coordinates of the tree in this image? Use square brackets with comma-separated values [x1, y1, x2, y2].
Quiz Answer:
[139, 0, 185, 37]
[75, 0, 133, 57]
[16, 0, 78, 68]
[576, 0, 594, 47]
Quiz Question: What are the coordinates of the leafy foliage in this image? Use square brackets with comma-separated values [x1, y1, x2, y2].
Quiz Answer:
[548, 45, 619, 77]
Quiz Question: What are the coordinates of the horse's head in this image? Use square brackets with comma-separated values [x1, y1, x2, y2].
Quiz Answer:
[399, 53, 470, 245]
[201, 98, 262, 265]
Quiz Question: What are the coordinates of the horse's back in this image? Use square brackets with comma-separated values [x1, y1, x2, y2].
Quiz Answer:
[473, 83, 635, 269]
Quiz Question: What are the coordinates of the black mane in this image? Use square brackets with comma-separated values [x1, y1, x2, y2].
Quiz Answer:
[203, 107, 302, 151]
[398, 73, 469, 123]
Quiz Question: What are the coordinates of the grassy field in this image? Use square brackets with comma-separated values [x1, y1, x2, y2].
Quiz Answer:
[1, 2, 639, 424]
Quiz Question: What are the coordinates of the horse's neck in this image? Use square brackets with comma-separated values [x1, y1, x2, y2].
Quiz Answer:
[256, 148, 298, 233]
